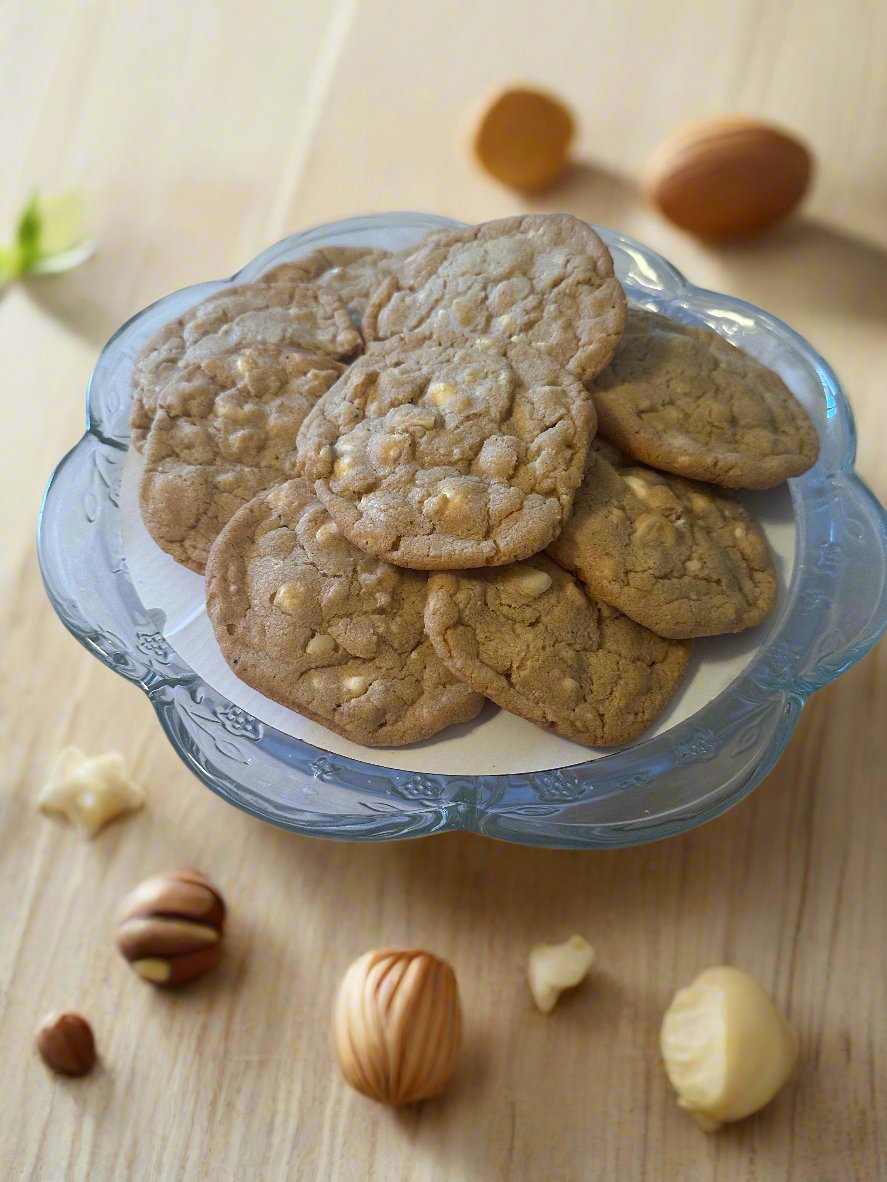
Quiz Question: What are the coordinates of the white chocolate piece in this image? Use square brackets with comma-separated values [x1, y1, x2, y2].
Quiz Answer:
[306, 633, 336, 656]
[38, 748, 145, 839]
[343, 674, 369, 699]
[315, 521, 339, 543]
[333, 453, 356, 477]
[528, 935, 595, 1013]
[623, 473, 653, 501]
[509, 566, 553, 598]
[273, 583, 306, 613]
[428, 381, 458, 406]
[266, 485, 289, 510]
[660, 966, 798, 1132]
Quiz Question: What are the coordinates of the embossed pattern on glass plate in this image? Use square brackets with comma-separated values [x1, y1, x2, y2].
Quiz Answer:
[38, 214, 887, 848]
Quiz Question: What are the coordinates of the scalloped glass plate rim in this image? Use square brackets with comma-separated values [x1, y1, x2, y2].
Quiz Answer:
[37, 212, 887, 848]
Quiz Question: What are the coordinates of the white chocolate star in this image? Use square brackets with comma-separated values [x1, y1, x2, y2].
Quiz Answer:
[38, 747, 145, 839]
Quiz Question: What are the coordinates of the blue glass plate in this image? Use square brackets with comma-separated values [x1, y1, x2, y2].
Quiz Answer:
[38, 214, 887, 847]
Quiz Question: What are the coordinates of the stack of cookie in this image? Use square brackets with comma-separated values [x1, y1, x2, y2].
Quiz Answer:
[133, 215, 819, 749]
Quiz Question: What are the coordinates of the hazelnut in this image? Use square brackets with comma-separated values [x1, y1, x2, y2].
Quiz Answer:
[117, 870, 226, 987]
[469, 85, 575, 193]
[660, 966, 798, 1131]
[35, 1012, 96, 1077]
[528, 935, 595, 1013]
[333, 948, 461, 1105]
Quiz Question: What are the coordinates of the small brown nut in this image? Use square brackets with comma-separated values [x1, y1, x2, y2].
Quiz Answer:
[35, 1012, 96, 1077]
[116, 870, 226, 987]
[333, 948, 461, 1105]
[469, 85, 575, 193]
[643, 117, 812, 240]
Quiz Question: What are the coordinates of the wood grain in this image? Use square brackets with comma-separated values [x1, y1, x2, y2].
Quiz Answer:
[1, 2, 885, 1180]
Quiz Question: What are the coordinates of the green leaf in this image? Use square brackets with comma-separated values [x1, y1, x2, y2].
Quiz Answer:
[16, 194, 43, 273]
[0, 244, 16, 284]
[2, 190, 94, 282]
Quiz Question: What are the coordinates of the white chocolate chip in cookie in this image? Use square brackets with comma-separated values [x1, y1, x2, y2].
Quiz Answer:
[267, 485, 290, 511]
[428, 381, 458, 407]
[333, 453, 357, 478]
[634, 513, 677, 546]
[509, 565, 553, 597]
[306, 633, 336, 656]
[690, 493, 712, 515]
[316, 521, 339, 543]
[401, 408, 437, 431]
[624, 473, 653, 502]
[342, 674, 369, 699]
[274, 582, 307, 613]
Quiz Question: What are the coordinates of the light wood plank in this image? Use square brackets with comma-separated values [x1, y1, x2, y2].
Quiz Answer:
[1, 2, 885, 1179]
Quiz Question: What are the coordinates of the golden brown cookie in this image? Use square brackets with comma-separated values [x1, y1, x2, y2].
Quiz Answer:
[548, 443, 777, 638]
[261, 246, 394, 322]
[362, 214, 626, 383]
[205, 479, 484, 747]
[130, 281, 361, 451]
[590, 308, 819, 489]
[296, 331, 596, 569]
[140, 345, 344, 573]
[424, 556, 690, 747]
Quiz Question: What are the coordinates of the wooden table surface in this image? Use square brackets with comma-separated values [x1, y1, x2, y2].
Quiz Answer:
[1, 3, 885, 1179]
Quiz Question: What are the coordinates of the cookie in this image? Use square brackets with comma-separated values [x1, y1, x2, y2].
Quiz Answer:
[424, 556, 690, 747]
[362, 214, 626, 383]
[205, 479, 484, 747]
[261, 246, 393, 322]
[296, 331, 596, 569]
[590, 308, 819, 489]
[548, 442, 777, 638]
[140, 345, 344, 573]
[130, 281, 361, 450]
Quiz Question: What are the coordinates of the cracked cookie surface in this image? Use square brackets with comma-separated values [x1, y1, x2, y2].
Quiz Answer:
[296, 331, 596, 569]
[140, 345, 344, 573]
[130, 280, 361, 450]
[425, 556, 689, 747]
[205, 479, 484, 747]
[261, 246, 393, 322]
[548, 442, 777, 638]
[590, 308, 819, 489]
[362, 214, 626, 383]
